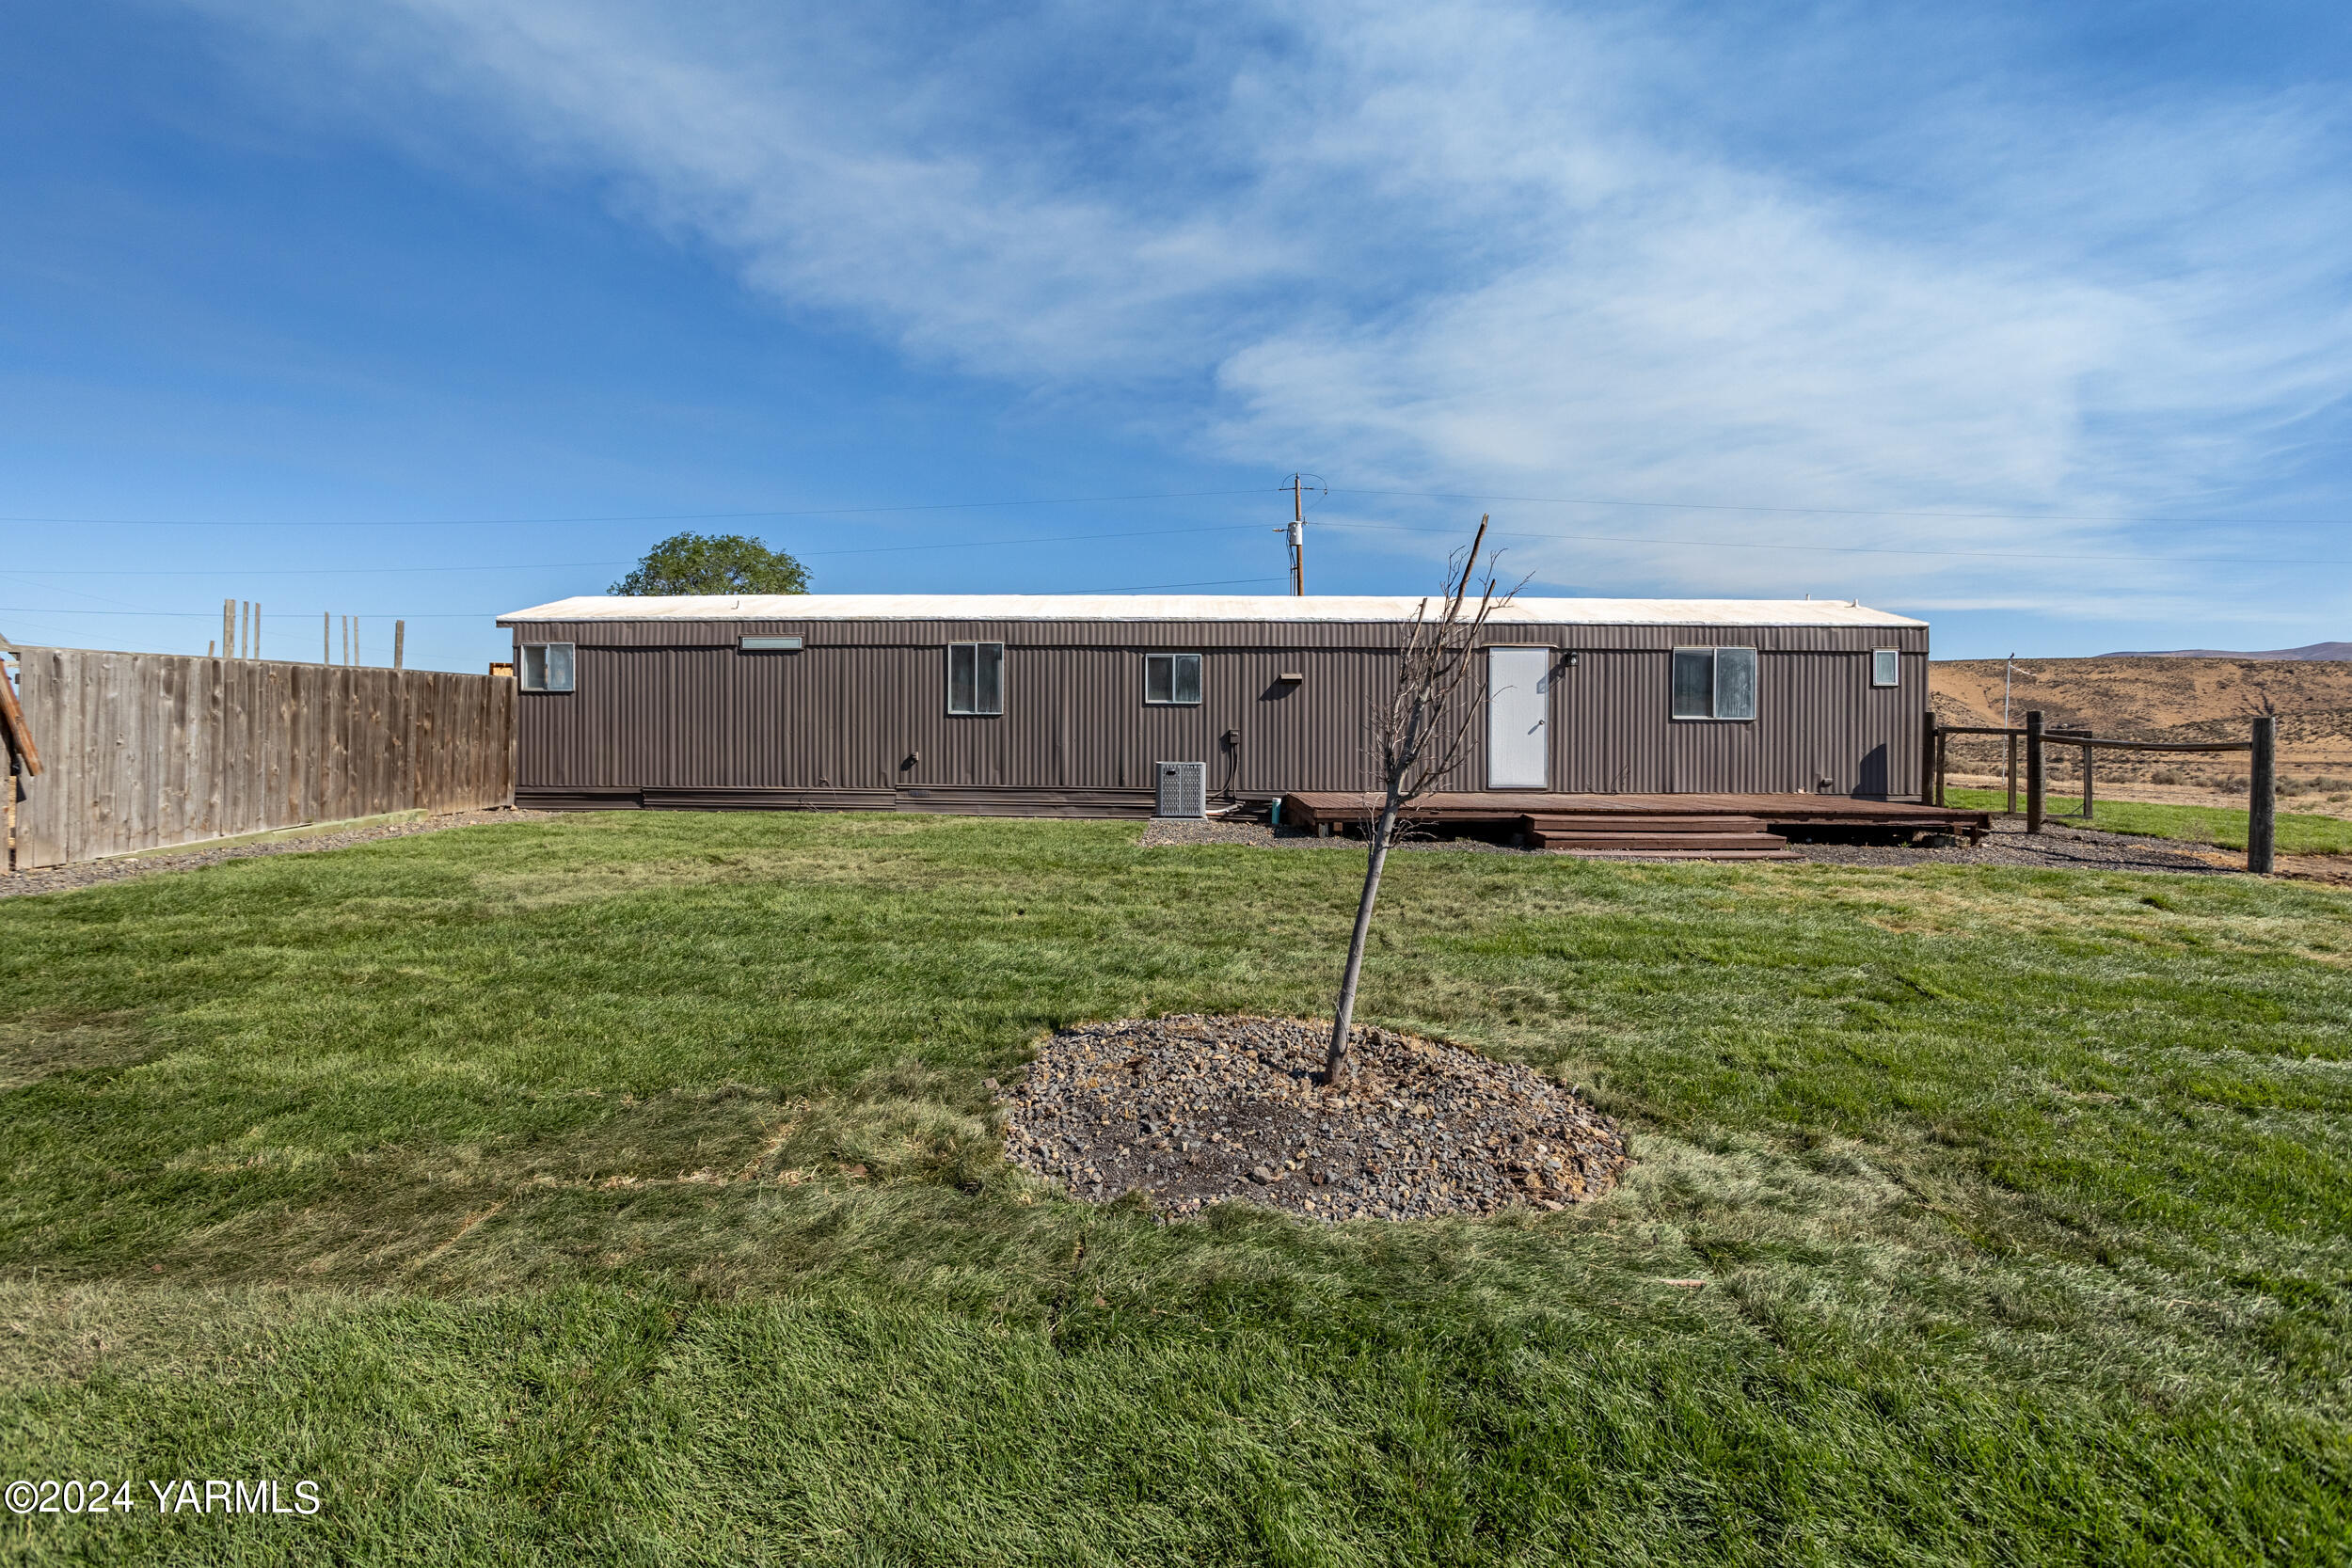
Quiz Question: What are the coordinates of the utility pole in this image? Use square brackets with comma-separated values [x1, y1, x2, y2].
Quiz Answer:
[1288, 473, 1306, 595]
[2003, 653, 2014, 726]
[1278, 474, 1325, 594]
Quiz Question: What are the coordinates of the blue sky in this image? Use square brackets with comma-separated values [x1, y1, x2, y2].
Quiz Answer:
[4, 1, 2349, 671]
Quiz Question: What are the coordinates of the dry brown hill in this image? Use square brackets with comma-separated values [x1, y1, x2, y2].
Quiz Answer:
[1928, 657, 2352, 803]
[2101, 641, 2352, 660]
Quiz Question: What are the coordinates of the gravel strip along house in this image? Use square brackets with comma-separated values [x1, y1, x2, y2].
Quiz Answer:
[495, 594, 1931, 816]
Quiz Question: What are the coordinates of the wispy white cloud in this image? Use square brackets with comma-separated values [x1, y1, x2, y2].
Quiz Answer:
[181, 0, 2352, 616]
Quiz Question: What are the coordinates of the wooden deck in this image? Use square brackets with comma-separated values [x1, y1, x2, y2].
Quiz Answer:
[1277, 792, 1992, 859]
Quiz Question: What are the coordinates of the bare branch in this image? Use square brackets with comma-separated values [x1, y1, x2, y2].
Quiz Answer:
[1329, 517, 1521, 1085]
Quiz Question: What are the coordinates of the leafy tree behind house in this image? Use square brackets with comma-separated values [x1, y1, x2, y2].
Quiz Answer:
[611, 532, 811, 595]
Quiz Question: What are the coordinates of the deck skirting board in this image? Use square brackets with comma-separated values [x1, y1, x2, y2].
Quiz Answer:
[1283, 789, 1992, 852]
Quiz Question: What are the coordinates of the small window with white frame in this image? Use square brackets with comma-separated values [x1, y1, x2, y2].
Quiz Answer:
[946, 641, 1004, 716]
[1670, 646, 1756, 721]
[1144, 652, 1202, 705]
[1870, 647, 1899, 688]
[518, 642, 575, 692]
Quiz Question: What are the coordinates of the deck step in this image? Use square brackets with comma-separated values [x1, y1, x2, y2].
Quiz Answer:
[1765, 817, 1972, 833]
[1530, 831, 1789, 852]
[1549, 847, 1800, 861]
[1523, 814, 1769, 833]
[1277, 791, 1994, 842]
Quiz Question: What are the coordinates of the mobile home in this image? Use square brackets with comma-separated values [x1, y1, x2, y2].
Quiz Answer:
[495, 594, 1928, 815]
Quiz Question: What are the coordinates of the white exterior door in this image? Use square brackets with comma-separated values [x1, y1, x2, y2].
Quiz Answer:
[1486, 646, 1551, 790]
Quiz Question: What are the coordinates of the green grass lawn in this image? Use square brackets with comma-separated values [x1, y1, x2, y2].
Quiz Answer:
[1, 813, 2347, 1565]
[1947, 785, 2352, 855]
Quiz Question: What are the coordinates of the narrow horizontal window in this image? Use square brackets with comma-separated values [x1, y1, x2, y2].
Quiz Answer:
[739, 636, 804, 652]
[1145, 652, 1202, 705]
[1871, 647, 1899, 688]
[1670, 646, 1755, 721]
[947, 641, 1004, 716]
[518, 642, 575, 693]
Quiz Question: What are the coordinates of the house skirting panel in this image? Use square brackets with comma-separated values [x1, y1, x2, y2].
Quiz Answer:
[518, 785, 1161, 817]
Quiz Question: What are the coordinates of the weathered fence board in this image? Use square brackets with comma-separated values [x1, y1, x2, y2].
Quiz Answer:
[8, 646, 515, 869]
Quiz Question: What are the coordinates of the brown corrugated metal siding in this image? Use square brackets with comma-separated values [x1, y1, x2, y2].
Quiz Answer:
[506, 616, 1929, 814]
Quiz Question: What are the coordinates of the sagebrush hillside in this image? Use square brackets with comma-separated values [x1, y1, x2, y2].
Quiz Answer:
[1930, 657, 2352, 794]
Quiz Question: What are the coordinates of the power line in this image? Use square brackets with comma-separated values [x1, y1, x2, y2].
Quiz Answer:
[803, 522, 1265, 560]
[0, 606, 496, 620]
[8, 481, 2349, 532]
[0, 486, 1286, 529]
[0, 521, 1277, 578]
[1328, 487, 2352, 531]
[1321, 519, 2352, 570]
[6, 487, 2346, 623]
[0, 575, 1290, 618]
[1074, 575, 1290, 594]
[13, 511, 2344, 579]
[1, 562, 635, 578]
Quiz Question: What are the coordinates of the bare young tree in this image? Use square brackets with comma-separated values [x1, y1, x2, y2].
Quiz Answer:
[1327, 516, 1518, 1086]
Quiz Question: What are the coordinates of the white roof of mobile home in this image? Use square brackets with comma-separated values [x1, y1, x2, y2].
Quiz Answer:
[499, 594, 1925, 628]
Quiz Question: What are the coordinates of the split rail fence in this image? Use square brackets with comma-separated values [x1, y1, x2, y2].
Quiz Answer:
[1923, 709, 2279, 873]
[2, 644, 515, 871]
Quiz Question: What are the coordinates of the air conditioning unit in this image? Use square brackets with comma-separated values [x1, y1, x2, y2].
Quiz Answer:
[1155, 760, 1206, 819]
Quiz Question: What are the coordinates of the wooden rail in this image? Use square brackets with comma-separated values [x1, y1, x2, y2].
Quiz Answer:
[1945, 730, 2254, 753]
[1926, 709, 2277, 873]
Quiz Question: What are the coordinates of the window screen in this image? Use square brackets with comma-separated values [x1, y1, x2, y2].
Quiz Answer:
[1670, 646, 1756, 721]
[1144, 652, 1202, 705]
[1671, 648, 1713, 719]
[1714, 646, 1756, 720]
[518, 642, 575, 692]
[1871, 647, 1899, 688]
[947, 641, 1004, 715]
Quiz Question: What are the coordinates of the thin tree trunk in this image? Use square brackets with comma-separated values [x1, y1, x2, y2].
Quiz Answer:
[1327, 793, 1400, 1085]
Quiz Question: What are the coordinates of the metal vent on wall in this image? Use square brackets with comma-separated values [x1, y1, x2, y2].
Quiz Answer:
[1155, 761, 1206, 818]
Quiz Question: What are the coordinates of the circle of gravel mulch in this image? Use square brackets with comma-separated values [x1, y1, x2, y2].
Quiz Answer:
[995, 1015, 1631, 1223]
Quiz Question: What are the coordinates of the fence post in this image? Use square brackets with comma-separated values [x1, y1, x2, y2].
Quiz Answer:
[2025, 710, 2044, 833]
[2248, 715, 2276, 874]
[2082, 736, 2093, 820]
[2006, 731, 2018, 816]
[1920, 711, 1938, 804]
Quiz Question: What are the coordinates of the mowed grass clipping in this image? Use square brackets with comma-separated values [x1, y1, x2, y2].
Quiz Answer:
[0, 811, 2346, 1566]
[1947, 784, 2352, 855]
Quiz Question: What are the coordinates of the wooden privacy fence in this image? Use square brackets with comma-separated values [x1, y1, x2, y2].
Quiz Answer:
[1923, 709, 2278, 873]
[3, 645, 515, 870]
